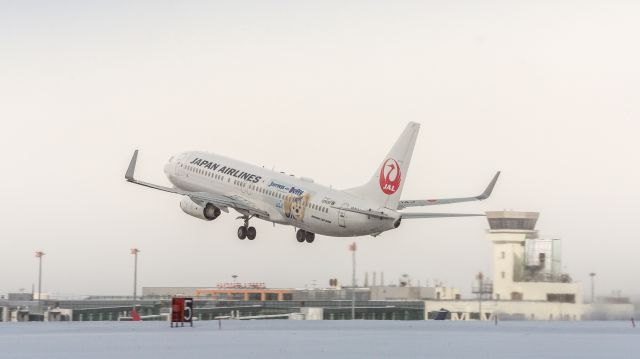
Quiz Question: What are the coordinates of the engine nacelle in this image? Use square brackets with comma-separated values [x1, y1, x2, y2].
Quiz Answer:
[180, 197, 221, 221]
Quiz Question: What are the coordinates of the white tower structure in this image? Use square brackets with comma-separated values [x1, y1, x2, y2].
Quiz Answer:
[486, 211, 582, 303]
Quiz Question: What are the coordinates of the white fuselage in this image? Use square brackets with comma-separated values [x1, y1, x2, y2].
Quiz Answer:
[164, 151, 400, 237]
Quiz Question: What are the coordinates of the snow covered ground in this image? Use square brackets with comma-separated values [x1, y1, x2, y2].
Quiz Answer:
[0, 320, 637, 359]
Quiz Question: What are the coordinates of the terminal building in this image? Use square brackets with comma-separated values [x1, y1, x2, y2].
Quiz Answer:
[0, 211, 634, 321]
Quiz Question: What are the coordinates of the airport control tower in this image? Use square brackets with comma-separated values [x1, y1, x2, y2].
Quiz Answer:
[486, 211, 582, 304]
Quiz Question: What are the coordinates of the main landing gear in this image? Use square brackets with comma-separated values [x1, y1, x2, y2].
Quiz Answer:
[237, 216, 256, 240]
[296, 229, 315, 243]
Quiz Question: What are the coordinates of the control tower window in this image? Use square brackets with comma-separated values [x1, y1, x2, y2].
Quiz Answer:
[488, 218, 537, 230]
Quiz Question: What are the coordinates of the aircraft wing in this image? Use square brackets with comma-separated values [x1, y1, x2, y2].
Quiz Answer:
[331, 206, 484, 221]
[331, 205, 395, 220]
[400, 212, 485, 219]
[125, 150, 269, 218]
[397, 171, 500, 209]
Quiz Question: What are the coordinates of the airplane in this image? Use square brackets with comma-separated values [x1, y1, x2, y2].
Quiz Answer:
[125, 122, 499, 243]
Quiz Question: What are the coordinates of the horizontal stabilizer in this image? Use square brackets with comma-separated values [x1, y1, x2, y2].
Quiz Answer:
[400, 212, 485, 219]
[397, 171, 500, 209]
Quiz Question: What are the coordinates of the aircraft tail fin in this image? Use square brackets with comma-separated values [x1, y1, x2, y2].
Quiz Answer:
[346, 122, 420, 209]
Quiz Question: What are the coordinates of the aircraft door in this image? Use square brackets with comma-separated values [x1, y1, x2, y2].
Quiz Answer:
[338, 203, 347, 228]
[175, 154, 188, 177]
[246, 180, 257, 196]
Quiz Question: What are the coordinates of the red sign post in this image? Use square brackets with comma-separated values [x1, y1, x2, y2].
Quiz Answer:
[171, 297, 193, 327]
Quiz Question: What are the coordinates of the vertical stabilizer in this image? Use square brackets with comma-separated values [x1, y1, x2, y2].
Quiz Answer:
[346, 122, 420, 209]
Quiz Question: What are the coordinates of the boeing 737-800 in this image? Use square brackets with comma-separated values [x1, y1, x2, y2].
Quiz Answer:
[125, 122, 499, 243]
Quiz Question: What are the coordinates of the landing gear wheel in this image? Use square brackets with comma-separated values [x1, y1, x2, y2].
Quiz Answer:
[305, 232, 315, 243]
[296, 229, 306, 243]
[237, 226, 247, 240]
[246, 226, 257, 240]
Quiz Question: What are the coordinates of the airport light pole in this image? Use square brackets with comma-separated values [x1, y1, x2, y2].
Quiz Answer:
[131, 248, 140, 301]
[35, 251, 45, 307]
[589, 272, 596, 303]
[349, 242, 357, 320]
[476, 272, 483, 320]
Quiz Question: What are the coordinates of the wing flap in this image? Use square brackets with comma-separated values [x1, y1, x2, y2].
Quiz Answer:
[400, 212, 485, 219]
[331, 206, 394, 220]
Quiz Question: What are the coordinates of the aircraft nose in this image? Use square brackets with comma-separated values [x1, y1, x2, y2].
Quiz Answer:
[164, 156, 175, 175]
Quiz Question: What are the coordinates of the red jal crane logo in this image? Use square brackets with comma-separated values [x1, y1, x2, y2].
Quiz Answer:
[379, 158, 401, 195]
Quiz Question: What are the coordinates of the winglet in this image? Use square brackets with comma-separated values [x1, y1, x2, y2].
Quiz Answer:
[125, 150, 138, 181]
[476, 171, 500, 200]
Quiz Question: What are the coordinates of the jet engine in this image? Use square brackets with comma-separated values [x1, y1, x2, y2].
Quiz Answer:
[179, 197, 221, 221]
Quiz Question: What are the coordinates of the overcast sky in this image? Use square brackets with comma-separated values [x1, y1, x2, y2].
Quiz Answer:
[1, 1, 638, 298]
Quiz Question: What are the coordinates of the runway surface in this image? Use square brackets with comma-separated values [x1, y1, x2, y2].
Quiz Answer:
[1, 320, 637, 358]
